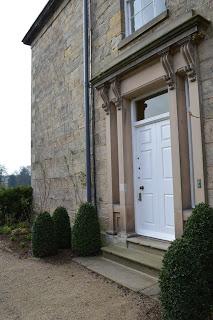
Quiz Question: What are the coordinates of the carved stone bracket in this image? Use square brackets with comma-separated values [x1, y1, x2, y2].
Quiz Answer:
[191, 31, 205, 44]
[99, 78, 122, 114]
[111, 78, 122, 110]
[99, 83, 111, 114]
[160, 51, 175, 90]
[181, 41, 196, 82]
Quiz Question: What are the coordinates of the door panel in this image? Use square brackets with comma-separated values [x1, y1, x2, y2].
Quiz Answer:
[141, 150, 152, 179]
[134, 118, 175, 240]
[143, 194, 154, 224]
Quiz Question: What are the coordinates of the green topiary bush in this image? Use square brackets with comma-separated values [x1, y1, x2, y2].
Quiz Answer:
[53, 207, 71, 249]
[183, 203, 213, 299]
[32, 212, 57, 258]
[159, 203, 213, 320]
[72, 202, 101, 256]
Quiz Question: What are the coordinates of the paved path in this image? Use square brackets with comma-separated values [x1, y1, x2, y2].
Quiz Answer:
[0, 249, 161, 320]
[73, 256, 160, 297]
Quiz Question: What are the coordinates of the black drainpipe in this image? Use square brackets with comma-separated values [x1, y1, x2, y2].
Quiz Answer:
[83, 0, 92, 202]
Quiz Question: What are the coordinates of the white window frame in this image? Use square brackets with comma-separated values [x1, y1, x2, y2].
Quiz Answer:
[124, 0, 166, 36]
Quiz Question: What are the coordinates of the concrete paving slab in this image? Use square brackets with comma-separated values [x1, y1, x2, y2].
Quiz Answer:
[140, 283, 160, 300]
[73, 256, 158, 294]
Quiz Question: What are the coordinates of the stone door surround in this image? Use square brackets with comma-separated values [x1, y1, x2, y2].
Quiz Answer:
[96, 25, 207, 240]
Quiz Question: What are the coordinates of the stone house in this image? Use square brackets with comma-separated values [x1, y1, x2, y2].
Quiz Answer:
[23, 0, 213, 271]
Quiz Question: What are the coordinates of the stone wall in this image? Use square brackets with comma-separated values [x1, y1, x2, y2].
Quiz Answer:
[91, 0, 213, 212]
[31, 0, 86, 220]
[31, 0, 213, 227]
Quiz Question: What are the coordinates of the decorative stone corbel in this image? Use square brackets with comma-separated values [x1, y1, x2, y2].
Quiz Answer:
[181, 41, 196, 82]
[160, 52, 175, 90]
[99, 79, 122, 114]
[191, 31, 205, 44]
[99, 83, 110, 114]
[111, 78, 122, 110]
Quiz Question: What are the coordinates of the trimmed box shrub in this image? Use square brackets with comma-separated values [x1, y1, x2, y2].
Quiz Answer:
[72, 202, 101, 256]
[53, 207, 71, 249]
[183, 203, 213, 298]
[32, 212, 57, 258]
[159, 203, 213, 320]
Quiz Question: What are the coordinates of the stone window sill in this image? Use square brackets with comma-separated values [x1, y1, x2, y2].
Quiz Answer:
[118, 10, 169, 50]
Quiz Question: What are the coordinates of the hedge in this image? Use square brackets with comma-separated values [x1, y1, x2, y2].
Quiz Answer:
[0, 186, 33, 225]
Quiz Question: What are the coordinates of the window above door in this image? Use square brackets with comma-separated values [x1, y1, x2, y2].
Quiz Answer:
[125, 0, 166, 36]
[135, 90, 169, 122]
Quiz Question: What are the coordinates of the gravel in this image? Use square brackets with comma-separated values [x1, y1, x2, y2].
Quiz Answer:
[0, 248, 161, 320]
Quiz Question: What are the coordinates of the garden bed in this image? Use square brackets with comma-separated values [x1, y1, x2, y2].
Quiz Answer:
[0, 223, 32, 258]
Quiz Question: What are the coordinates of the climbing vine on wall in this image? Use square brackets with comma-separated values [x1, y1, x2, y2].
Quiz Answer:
[64, 152, 86, 206]
[34, 160, 51, 213]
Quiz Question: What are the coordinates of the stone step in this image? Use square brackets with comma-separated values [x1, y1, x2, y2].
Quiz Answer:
[102, 244, 163, 278]
[127, 236, 170, 256]
[73, 256, 160, 299]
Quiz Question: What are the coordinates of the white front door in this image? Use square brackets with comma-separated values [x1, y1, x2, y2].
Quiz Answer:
[133, 116, 175, 241]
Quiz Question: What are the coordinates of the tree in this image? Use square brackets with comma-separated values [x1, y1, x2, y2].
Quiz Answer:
[8, 175, 17, 188]
[0, 165, 7, 186]
[16, 166, 31, 186]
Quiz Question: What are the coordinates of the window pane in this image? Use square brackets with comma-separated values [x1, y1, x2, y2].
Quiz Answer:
[127, 0, 166, 35]
[155, 0, 166, 15]
[133, 12, 143, 31]
[135, 91, 169, 121]
[142, 0, 153, 8]
[129, 0, 143, 32]
[143, 4, 154, 24]
[134, 0, 142, 14]
[145, 92, 169, 118]
[129, 0, 142, 16]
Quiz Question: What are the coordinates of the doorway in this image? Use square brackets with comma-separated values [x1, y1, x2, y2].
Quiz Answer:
[132, 91, 175, 241]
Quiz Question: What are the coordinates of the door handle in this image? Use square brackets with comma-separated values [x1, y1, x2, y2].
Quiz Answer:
[140, 186, 144, 190]
[138, 193, 142, 201]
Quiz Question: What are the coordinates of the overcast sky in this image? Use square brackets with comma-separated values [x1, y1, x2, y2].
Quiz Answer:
[0, 0, 48, 174]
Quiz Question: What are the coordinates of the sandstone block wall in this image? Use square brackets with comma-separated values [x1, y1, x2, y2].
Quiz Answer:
[31, 0, 213, 227]
[31, 0, 86, 220]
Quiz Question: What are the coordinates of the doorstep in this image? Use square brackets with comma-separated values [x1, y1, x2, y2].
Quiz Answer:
[102, 244, 163, 278]
[127, 235, 171, 254]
